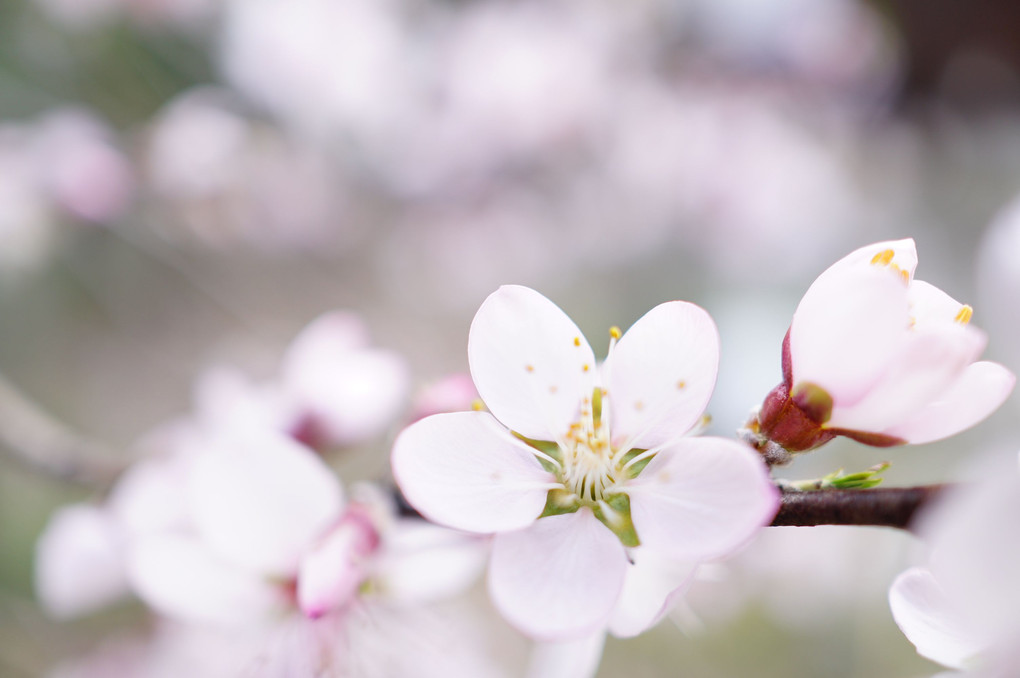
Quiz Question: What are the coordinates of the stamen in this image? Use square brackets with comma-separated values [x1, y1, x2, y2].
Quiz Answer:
[955, 305, 973, 325]
[870, 249, 895, 266]
[573, 336, 581, 347]
[609, 326, 622, 340]
[471, 400, 485, 411]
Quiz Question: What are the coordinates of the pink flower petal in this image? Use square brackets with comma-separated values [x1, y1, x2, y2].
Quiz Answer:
[527, 630, 607, 678]
[604, 301, 719, 450]
[626, 437, 778, 561]
[468, 285, 596, 442]
[791, 263, 910, 405]
[187, 430, 344, 577]
[883, 361, 1015, 444]
[127, 535, 285, 627]
[35, 504, 128, 619]
[826, 325, 987, 433]
[608, 550, 696, 638]
[297, 511, 378, 618]
[391, 411, 555, 533]
[488, 509, 627, 640]
[889, 567, 988, 670]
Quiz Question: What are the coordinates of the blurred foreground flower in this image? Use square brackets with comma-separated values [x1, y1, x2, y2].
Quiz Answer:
[751, 238, 1014, 456]
[889, 453, 1020, 674]
[394, 285, 778, 643]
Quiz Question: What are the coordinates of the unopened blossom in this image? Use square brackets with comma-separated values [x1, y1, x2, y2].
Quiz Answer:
[752, 238, 1014, 455]
[393, 285, 779, 640]
[889, 453, 1020, 675]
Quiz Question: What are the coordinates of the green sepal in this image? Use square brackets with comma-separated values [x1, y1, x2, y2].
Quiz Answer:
[618, 448, 654, 479]
[787, 462, 890, 491]
[539, 488, 581, 518]
[512, 432, 563, 472]
[593, 493, 640, 547]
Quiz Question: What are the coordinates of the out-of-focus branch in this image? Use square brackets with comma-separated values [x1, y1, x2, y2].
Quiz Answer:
[0, 371, 121, 486]
[770, 485, 947, 530]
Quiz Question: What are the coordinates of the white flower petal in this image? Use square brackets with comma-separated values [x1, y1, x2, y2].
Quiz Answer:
[908, 279, 969, 330]
[468, 285, 596, 441]
[626, 437, 778, 561]
[609, 551, 696, 638]
[107, 454, 192, 537]
[372, 520, 488, 604]
[527, 630, 607, 678]
[883, 361, 1015, 444]
[918, 455, 1020, 636]
[281, 312, 409, 447]
[127, 534, 285, 627]
[604, 301, 719, 450]
[821, 238, 918, 281]
[35, 504, 128, 619]
[889, 567, 988, 670]
[791, 263, 910, 405]
[392, 411, 554, 534]
[827, 325, 986, 433]
[187, 430, 344, 576]
[488, 510, 627, 640]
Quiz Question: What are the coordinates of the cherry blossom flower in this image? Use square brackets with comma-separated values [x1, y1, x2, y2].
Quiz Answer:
[392, 285, 779, 640]
[888, 453, 1020, 675]
[753, 238, 1015, 454]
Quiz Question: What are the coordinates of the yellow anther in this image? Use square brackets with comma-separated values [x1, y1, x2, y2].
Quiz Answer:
[870, 249, 895, 266]
[609, 326, 622, 340]
[955, 305, 973, 325]
[549, 385, 558, 394]
[676, 380, 686, 390]
[573, 336, 581, 347]
[582, 364, 590, 372]
[525, 364, 535, 373]
[471, 399, 484, 411]
[898, 267, 909, 283]
[634, 400, 644, 411]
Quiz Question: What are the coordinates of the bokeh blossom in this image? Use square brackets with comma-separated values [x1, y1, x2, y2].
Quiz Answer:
[393, 285, 779, 640]
[889, 453, 1020, 674]
[752, 238, 1015, 454]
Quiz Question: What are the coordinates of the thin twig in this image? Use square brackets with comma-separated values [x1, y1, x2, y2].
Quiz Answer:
[0, 371, 122, 486]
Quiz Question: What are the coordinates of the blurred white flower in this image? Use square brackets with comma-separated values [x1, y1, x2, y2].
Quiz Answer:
[219, 0, 413, 141]
[146, 89, 352, 253]
[889, 453, 1020, 674]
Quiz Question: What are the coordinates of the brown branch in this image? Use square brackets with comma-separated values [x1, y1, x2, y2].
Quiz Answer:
[770, 485, 948, 530]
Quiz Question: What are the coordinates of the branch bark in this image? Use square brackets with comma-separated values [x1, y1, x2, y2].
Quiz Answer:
[770, 485, 947, 530]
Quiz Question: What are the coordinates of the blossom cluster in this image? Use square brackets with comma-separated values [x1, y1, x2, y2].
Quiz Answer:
[33, 237, 1017, 677]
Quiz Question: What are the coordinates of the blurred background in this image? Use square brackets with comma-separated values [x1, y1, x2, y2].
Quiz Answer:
[2, 0, 1020, 675]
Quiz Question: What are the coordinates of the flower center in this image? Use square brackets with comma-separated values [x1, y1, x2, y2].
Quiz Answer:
[559, 391, 619, 503]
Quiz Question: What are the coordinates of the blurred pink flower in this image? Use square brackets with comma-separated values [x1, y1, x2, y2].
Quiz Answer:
[393, 285, 778, 640]
[410, 373, 479, 422]
[756, 238, 1014, 452]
